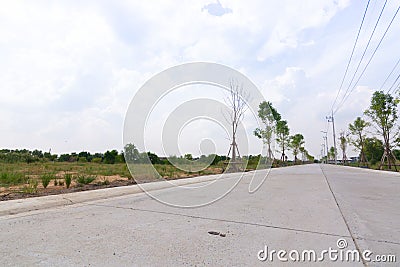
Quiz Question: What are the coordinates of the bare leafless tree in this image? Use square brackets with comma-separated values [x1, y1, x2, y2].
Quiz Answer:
[224, 79, 249, 172]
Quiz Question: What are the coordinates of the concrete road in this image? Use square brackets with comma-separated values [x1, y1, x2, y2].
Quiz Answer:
[0, 164, 398, 266]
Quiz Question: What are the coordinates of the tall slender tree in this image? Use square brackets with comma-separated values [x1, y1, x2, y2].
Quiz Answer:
[339, 131, 350, 165]
[254, 101, 281, 161]
[276, 120, 290, 163]
[349, 117, 370, 166]
[328, 147, 336, 161]
[224, 80, 248, 172]
[289, 133, 305, 163]
[364, 91, 399, 170]
[364, 137, 384, 165]
[299, 147, 306, 163]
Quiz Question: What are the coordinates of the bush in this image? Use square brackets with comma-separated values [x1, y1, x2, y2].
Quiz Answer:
[40, 173, 53, 188]
[104, 150, 118, 164]
[92, 157, 102, 164]
[64, 173, 72, 189]
[76, 175, 96, 185]
[23, 179, 38, 194]
[0, 172, 27, 186]
[78, 157, 88, 162]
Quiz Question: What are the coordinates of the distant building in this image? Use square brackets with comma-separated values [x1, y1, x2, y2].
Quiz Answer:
[350, 156, 359, 163]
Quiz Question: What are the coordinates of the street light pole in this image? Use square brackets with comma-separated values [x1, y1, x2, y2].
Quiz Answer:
[327, 112, 338, 165]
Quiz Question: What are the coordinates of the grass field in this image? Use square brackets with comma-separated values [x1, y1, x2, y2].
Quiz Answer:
[0, 159, 292, 200]
[0, 161, 228, 199]
[0, 162, 129, 188]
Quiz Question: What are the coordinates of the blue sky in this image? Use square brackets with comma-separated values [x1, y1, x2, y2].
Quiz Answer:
[1, 0, 399, 159]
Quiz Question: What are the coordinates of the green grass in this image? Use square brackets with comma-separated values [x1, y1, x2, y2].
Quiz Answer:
[40, 173, 54, 188]
[0, 160, 269, 190]
[347, 161, 400, 170]
[22, 179, 38, 194]
[0, 172, 27, 186]
[64, 173, 72, 188]
[76, 174, 96, 186]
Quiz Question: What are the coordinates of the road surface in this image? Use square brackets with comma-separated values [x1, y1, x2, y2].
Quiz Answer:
[0, 164, 398, 266]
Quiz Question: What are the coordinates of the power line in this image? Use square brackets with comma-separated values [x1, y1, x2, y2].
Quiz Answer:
[334, 0, 388, 113]
[394, 79, 400, 94]
[330, 0, 371, 113]
[344, 0, 387, 92]
[387, 72, 400, 94]
[381, 57, 400, 91]
[334, 3, 400, 115]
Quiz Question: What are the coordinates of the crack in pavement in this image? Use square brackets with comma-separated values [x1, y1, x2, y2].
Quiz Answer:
[62, 197, 74, 204]
[354, 237, 400, 246]
[83, 202, 352, 239]
[83, 201, 400, 246]
[320, 165, 368, 267]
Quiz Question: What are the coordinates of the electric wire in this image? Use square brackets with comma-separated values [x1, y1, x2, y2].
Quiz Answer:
[335, 0, 387, 113]
[330, 0, 371, 113]
[381, 57, 400, 92]
[334, 3, 400, 115]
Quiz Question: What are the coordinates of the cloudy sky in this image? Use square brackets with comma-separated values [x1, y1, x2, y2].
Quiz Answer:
[1, 0, 400, 159]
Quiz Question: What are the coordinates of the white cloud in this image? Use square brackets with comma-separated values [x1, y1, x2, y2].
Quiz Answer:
[0, 0, 398, 159]
[262, 67, 308, 104]
[257, 0, 350, 60]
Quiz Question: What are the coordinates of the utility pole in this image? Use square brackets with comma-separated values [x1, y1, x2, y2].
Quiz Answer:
[327, 112, 337, 165]
[321, 130, 328, 163]
[322, 136, 328, 163]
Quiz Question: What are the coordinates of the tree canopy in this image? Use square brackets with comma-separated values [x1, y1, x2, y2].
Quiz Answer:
[276, 120, 290, 162]
[289, 133, 305, 162]
[364, 91, 399, 169]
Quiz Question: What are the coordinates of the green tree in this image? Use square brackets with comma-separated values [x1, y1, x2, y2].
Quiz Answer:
[349, 117, 370, 166]
[58, 154, 71, 162]
[328, 147, 335, 161]
[254, 101, 281, 161]
[299, 147, 306, 163]
[116, 151, 125, 163]
[289, 133, 304, 163]
[306, 151, 315, 162]
[392, 149, 400, 161]
[78, 157, 88, 162]
[104, 150, 118, 164]
[69, 153, 78, 162]
[32, 149, 43, 158]
[208, 154, 227, 165]
[44, 152, 57, 161]
[364, 91, 399, 170]
[184, 154, 193, 161]
[276, 120, 290, 163]
[363, 137, 384, 165]
[147, 152, 161, 164]
[339, 131, 350, 165]
[78, 151, 92, 162]
[124, 143, 140, 163]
